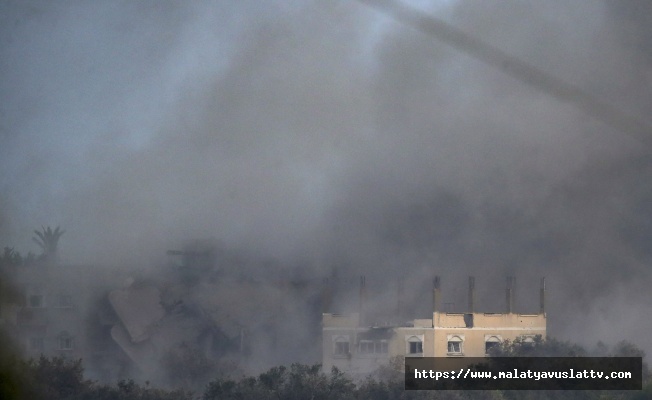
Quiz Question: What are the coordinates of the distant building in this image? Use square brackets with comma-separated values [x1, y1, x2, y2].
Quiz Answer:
[104, 247, 326, 380]
[11, 262, 90, 359]
[1, 260, 132, 381]
[1, 242, 328, 383]
[321, 276, 547, 377]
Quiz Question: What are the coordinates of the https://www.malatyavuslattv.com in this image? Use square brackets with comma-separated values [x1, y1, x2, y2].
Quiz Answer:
[405, 357, 642, 390]
[415, 367, 633, 381]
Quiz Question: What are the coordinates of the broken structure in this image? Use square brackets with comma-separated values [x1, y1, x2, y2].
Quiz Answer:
[0, 259, 133, 380]
[103, 243, 326, 383]
[322, 276, 547, 377]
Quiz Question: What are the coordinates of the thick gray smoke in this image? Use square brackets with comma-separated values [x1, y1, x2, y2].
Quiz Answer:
[2, 0, 652, 364]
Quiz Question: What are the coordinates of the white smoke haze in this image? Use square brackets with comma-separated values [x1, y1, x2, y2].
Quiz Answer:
[2, 0, 652, 368]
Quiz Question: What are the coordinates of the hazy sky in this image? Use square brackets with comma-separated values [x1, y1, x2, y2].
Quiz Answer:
[2, 0, 652, 355]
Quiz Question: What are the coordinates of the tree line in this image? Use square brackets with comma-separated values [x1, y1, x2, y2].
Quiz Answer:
[0, 334, 650, 400]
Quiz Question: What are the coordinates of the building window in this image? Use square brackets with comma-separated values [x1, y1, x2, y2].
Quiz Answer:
[409, 341, 423, 354]
[485, 335, 502, 355]
[520, 335, 536, 347]
[333, 336, 350, 357]
[359, 340, 388, 355]
[28, 294, 44, 308]
[29, 337, 44, 352]
[447, 335, 464, 355]
[406, 335, 424, 355]
[359, 340, 374, 354]
[335, 342, 350, 355]
[58, 332, 74, 351]
[376, 340, 388, 354]
[56, 295, 73, 308]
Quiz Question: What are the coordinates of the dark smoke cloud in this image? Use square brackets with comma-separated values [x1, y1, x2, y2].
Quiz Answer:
[1, 0, 652, 359]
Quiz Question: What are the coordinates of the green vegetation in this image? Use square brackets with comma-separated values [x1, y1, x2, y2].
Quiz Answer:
[0, 246, 37, 267]
[487, 335, 645, 358]
[0, 337, 649, 400]
[32, 225, 65, 261]
[0, 351, 194, 400]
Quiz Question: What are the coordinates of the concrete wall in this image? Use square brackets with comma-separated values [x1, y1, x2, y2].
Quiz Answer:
[433, 312, 546, 357]
[322, 311, 547, 377]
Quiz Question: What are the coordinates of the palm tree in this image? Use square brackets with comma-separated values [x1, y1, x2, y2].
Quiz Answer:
[32, 226, 65, 260]
[1, 247, 22, 266]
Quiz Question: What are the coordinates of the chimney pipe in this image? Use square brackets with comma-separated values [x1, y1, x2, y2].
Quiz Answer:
[540, 277, 546, 314]
[506, 276, 515, 314]
[468, 276, 475, 313]
[359, 275, 366, 326]
[432, 276, 441, 314]
[397, 277, 403, 321]
[321, 277, 332, 314]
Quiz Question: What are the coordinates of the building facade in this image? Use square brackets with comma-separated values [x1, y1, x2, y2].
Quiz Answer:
[322, 277, 547, 377]
[0, 260, 132, 380]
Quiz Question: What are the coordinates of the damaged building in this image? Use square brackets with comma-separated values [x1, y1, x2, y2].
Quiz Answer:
[1, 242, 326, 384]
[2, 240, 547, 383]
[322, 276, 547, 377]
[104, 243, 325, 383]
[0, 258, 133, 380]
